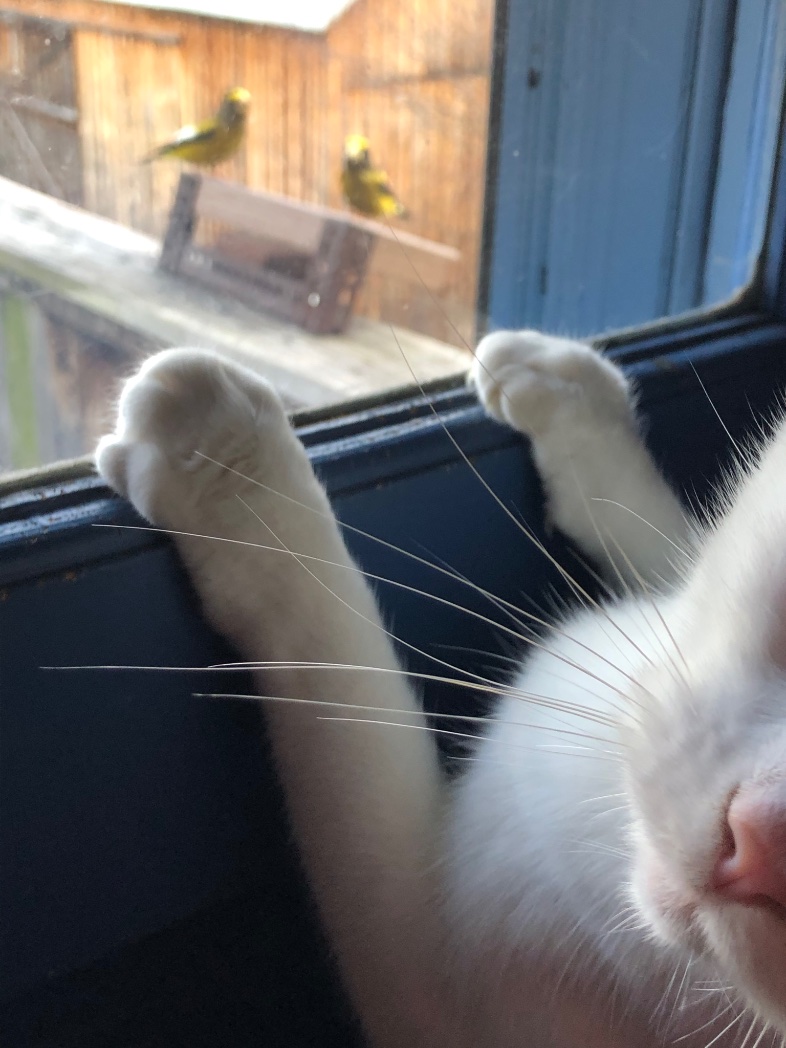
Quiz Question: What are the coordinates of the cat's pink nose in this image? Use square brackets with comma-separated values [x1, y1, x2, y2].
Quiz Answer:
[712, 786, 786, 910]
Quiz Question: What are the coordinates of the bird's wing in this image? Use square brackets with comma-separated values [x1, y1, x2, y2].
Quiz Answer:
[171, 121, 215, 147]
[365, 169, 397, 196]
[143, 120, 218, 162]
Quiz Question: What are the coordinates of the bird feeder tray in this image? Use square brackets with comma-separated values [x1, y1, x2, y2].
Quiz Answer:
[158, 173, 460, 336]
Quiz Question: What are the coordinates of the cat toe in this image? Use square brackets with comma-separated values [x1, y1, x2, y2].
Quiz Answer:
[94, 435, 129, 498]
[471, 330, 633, 437]
[96, 349, 291, 524]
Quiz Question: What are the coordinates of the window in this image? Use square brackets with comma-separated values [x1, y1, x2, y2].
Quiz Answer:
[0, 0, 784, 475]
[0, 0, 494, 472]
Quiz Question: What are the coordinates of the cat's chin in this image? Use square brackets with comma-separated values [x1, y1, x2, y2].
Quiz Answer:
[632, 842, 786, 1034]
[700, 904, 786, 1034]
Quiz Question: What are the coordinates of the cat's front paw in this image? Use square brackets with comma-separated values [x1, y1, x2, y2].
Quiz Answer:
[96, 348, 298, 525]
[470, 330, 634, 438]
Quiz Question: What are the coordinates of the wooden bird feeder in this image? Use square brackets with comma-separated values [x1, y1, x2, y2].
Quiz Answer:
[159, 173, 461, 336]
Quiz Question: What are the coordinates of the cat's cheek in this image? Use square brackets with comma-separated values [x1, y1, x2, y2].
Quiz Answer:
[629, 841, 706, 955]
[700, 906, 786, 1032]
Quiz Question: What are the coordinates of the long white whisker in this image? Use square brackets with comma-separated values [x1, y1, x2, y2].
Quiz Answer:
[95, 516, 649, 715]
[312, 714, 616, 753]
[598, 517, 694, 695]
[102, 507, 650, 717]
[589, 497, 691, 557]
[689, 361, 744, 460]
[194, 688, 617, 741]
[675, 1006, 744, 1046]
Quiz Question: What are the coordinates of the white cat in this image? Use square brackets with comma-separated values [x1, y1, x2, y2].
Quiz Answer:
[96, 331, 786, 1048]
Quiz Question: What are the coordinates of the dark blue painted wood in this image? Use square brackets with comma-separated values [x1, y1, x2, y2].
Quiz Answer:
[487, 0, 784, 335]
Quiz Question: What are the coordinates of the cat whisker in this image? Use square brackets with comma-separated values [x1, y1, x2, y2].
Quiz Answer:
[668, 1000, 737, 1043]
[675, 1005, 745, 1046]
[669, 957, 697, 1026]
[551, 895, 629, 997]
[739, 1016, 770, 1048]
[569, 469, 663, 674]
[190, 454, 568, 637]
[590, 498, 692, 559]
[576, 790, 626, 807]
[690, 361, 744, 462]
[569, 471, 692, 700]
[365, 330, 671, 686]
[180, 444, 665, 716]
[193, 454, 660, 704]
[599, 911, 647, 939]
[51, 653, 624, 731]
[312, 713, 618, 754]
[592, 513, 695, 694]
[653, 957, 691, 1029]
[94, 516, 639, 720]
[234, 494, 651, 722]
[198, 687, 617, 739]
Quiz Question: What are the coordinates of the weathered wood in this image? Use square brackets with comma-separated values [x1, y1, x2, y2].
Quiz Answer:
[196, 177, 462, 287]
[0, 14, 82, 205]
[0, 177, 468, 428]
[300, 220, 375, 334]
[159, 171, 199, 272]
[0, 8, 180, 46]
[197, 176, 326, 255]
[161, 174, 458, 335]
[6, 92, 78, 126]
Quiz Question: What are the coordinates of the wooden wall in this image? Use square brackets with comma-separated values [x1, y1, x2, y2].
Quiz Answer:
[0, 0, 494, 346]
[326, 0, 493, 344]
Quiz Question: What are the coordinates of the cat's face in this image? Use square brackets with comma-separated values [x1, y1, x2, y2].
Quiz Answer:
[625, 646, 786, 1031]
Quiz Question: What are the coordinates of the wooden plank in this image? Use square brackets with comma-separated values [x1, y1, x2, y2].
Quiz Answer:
[300, 221, 375, 333]
[0, 9, 180, 47]
[7, 92, 78, 126]
[196, 177, 327, 255]
[0, 177, 468, 416]
[369, 231, 458, 290]
[159, 171, 199, 271]
[196, 176, 460, 279]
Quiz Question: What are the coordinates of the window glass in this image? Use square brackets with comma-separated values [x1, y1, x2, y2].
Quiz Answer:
[0, 0, 782, 474]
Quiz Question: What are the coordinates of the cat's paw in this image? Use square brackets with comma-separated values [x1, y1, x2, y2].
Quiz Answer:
[96, 348, 299, 525]
[470, 330, 634, 438]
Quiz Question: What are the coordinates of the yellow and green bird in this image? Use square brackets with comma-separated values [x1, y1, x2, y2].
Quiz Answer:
[341, 134, 408, 219]
[143, 87, 251, 167]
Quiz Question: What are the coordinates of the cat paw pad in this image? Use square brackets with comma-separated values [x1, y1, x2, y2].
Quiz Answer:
[469, 330, 632, 437]
[96, 349, 287, 522]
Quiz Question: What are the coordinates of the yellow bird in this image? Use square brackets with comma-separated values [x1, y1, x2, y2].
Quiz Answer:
[341, 134, 408, 219]
[143, 87, 251, 166]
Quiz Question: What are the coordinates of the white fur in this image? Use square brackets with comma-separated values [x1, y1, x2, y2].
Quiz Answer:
[96, 333, 786, 1047]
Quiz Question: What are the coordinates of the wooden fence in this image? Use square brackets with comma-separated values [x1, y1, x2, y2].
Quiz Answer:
[0, 0, 494, 346]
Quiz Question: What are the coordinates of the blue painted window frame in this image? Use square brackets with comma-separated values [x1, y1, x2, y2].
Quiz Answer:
[483, 0, 786, 336]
